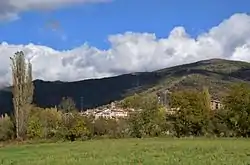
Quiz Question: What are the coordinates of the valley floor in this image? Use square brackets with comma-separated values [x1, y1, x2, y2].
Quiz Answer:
[0, 138, 249, 165]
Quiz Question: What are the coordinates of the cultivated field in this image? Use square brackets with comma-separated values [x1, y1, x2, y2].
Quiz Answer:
[0, 138, 250, 165]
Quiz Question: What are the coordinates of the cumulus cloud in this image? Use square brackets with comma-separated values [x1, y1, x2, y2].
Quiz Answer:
[0, 0, 110, 20]
[1, 13, 250, 86]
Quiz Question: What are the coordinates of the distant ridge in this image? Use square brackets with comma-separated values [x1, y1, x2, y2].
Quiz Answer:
[1, 58, 250, 115]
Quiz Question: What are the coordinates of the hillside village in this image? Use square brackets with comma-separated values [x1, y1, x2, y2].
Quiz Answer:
[81, 102, 132, 119]
[81, 94, 223, 119]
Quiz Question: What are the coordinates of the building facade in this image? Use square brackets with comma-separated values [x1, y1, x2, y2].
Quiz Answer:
[210, 100, 223, 110]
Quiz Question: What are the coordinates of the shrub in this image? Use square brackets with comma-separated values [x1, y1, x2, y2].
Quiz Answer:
[91, 117, 129, 138]
[60, 113, 89, 141]
[27, 115, 42, 139]
[27, 107, 62, 139]
[208, 109, 234, 137]
[114, 118, 129, 138]
[40, 108, 62, 138]
[93, 117, 109, 136]
[0, 114, 14, 141]
[105, 118, 129, 138]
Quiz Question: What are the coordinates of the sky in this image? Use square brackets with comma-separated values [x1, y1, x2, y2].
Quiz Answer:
[0, 0, 250, 86]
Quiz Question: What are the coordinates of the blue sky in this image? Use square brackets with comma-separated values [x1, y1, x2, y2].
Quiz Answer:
[0, 0, 250, 83]
[0, 0, 249, 50]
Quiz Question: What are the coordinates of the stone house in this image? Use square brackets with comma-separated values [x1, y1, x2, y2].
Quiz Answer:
[210, 99, 223, 110]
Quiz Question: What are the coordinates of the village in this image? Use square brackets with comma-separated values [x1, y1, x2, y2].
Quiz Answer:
[80, 95, 223, 119]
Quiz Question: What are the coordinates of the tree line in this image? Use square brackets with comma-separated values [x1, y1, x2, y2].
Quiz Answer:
[1, 51, 250, 142]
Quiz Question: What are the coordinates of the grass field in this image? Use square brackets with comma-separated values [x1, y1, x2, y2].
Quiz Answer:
[0, 138, 250, 165]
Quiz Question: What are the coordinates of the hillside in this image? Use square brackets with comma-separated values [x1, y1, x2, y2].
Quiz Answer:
[144, 58, 250, 99]
[1, 58, 250, 115]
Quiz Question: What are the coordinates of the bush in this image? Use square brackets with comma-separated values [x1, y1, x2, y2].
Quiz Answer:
[40, 108, 62, 138]
[208, 109, 234, 137]
[27, 107, 62, 139]
[27, 107, 91, 141]
[93, 117, 108, 136]
[60, 112, 90, 141]
[27, 114, 42, 139]
[104, 118, 129, 138]
[114, 119, 130, 138]
[91, 117, 129, 139]
[0, 114, 14, 141]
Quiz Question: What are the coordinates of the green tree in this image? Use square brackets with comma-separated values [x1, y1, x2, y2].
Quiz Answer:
[127, 95, 166, 138]
[223, 83, 250, 137]
[128, 111, 144, 138]
[10, 51, 34, 139]
[202, 87, 211, 112]
[58, 97, 76, 113]
[120, 94, 143, 109]
[170, 89, 210, 137]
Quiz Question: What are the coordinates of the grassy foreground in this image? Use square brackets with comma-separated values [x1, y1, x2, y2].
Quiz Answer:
[0, 138, 250, 165]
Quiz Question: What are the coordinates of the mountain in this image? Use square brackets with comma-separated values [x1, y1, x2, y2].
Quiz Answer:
[1, 58, 250, 115]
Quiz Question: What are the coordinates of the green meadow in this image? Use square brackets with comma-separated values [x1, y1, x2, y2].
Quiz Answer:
[0, 138, 250, 165]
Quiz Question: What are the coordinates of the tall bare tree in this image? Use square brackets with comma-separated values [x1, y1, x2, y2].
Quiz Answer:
[10, 51, 34, 139]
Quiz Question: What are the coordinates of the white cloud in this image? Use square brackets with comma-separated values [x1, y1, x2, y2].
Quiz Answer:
[0, 0, 110, 20]
[1, 13, 250, 86]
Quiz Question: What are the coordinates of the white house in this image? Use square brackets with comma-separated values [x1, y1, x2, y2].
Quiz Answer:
[94, 108, 128, 119]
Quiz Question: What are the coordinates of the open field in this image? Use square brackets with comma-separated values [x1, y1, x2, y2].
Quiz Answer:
[0, 138, 250, 165]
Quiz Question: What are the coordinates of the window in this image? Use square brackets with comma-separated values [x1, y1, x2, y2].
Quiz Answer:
[215, 103, 219, 109]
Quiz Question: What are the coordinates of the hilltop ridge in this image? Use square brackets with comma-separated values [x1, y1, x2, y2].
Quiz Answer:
[0, 58, 250, 115]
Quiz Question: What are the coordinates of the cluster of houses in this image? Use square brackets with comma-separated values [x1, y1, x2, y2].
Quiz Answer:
[81, 102, 133, 119]
[81, 95, 223, 120]
[80, 88, 223, 119]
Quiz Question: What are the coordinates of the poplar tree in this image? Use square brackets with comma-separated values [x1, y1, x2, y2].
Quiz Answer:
[10, 51, 34, 139]
[202, 87, 211, 112]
